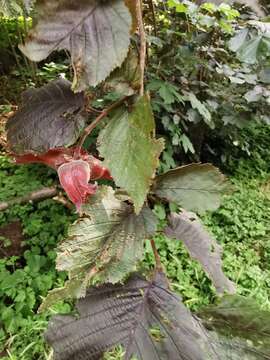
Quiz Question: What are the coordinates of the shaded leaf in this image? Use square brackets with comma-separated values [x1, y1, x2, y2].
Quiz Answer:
[238, 36, 262, 64]
[186, 92, 213, 128]
[40, 186, 158, 310]
[98, 96, 164, 214]
[105, 49, 141, 96]
[165, 211, 236, 295]
[228, 28, 249, 52]
[45, 272, 215, 360]
[199, 295, 270, 359]
[124, 0, 137, 33]
[46, 274, 270, 359]
[19, 0, 132, 91]
[6, 79, 86, 154]
[153, 163, 230, 213]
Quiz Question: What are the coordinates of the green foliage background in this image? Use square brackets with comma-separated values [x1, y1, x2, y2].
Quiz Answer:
[0, 0, 270, 358]
[0, 120, 269, 359]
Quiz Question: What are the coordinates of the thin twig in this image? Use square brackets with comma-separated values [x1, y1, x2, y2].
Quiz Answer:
[149, 0, 157, 36]
[136, 0, 147, 96]
[150, 238, 163, 272]
[0, 187, 58, 211]
[75, 96, 128, 157]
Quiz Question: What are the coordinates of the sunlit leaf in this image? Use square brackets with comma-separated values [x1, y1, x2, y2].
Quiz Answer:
[45, 272, 215, 360]
[98, 96, 164, 214]
[19, 0, 132, 91]
[6, 79, 86, 154]
[165, 211, 236, 295]
[0, 0, 22, 16]
[153, 163, 230, 213]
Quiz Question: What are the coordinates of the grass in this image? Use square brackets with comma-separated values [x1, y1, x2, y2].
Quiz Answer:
[0, 123, 269, 358]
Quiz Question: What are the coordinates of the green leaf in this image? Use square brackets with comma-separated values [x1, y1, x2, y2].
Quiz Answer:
[39, 279, 83, 313]
[152, 163, 230, 213]
[0, 0, 22, 16]
[40, 186, 158, 310]
[45, 272, 216, 360]
[186, 92, 213, 128]
[98, 96, 164, 214]
[165, 211, 236, 294]
[199, 295, 270, 358]
[105, 49, 141, 96]
[228, 28, 249, 52]
[6, 79, 86, 154]
[238, 36, 262, 64]
[147, 80, 184, 105]
[19, 0, 132, 91]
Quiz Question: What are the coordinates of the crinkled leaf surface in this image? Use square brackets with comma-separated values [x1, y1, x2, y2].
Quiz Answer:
[199, 295, 270, 359]
[165, 211, 236, 295]
[6, 79, 85, 154]
[46, 275, 270, 360]
[153, 163, 230, 213]
[40, 186, 158, 310]
[98, 96, 164, 214]
[45, 272, 215, 360]
[19, 0, 132, 91]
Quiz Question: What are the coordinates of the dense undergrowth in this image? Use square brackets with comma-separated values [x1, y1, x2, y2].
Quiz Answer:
[0, 122, 269, 359]
[0, 2, 270, 358]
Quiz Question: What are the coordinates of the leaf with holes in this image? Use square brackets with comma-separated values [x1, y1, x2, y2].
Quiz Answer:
[6, 79, 86, 154]
[153, 163, 230, 213]
[40, 186, 158, 310]
[165, 211, 236, 295]
[19, 0, 132, 91]
[98, 96, 164, 214]
[45, 272, 216, 360]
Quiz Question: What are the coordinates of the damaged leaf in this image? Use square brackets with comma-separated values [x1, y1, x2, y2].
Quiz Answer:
[40, 186, 157, 310]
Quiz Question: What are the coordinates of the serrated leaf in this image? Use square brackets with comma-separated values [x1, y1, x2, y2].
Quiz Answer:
[199, 295, 270, 359]
[165, 211, 236, 295]
[39, 279, 83, 313]
[45, 272, 215, 360]
[6, 79, 86, 154]
[186, 92, 213, 128]
[46, 274, 270, 359]
[42, 187, 158, 308]
[98, 96, 164, 214]
[153, 163, 230, 213]
[105, 49, 141, 96]
[19, 0, 132, 91]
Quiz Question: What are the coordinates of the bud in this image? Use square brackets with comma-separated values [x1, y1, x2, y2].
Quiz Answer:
[57, 160, 97, 211]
